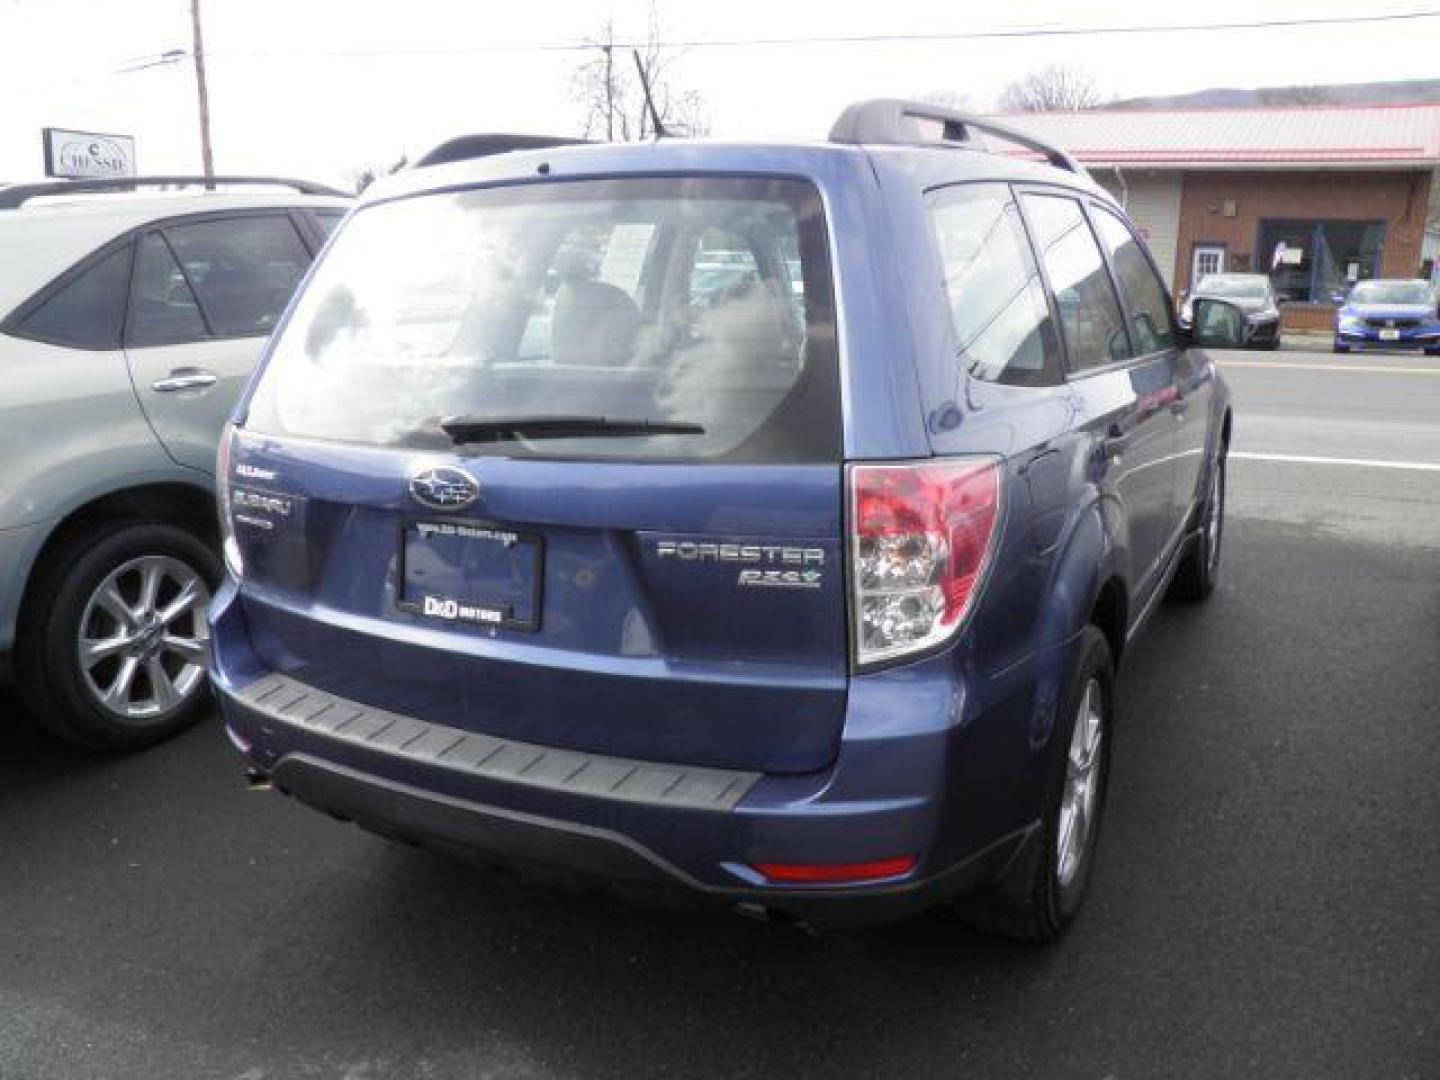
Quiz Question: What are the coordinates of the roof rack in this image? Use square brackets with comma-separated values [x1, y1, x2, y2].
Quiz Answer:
[0, 175, 347, 210]
[415, 133, 592, 168]
[829, 99, 1088, 177]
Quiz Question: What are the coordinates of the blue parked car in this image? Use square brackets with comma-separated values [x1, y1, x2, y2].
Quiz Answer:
[1333, 279, 1440, 354]
[210, 101, 1238, 939]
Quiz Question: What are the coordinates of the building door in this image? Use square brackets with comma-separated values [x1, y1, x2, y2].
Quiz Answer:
[1191, 244, 1225, 286]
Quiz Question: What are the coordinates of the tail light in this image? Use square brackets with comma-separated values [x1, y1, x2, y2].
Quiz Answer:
[847, 458, 1002, 669]
[215, 424, 244, 579]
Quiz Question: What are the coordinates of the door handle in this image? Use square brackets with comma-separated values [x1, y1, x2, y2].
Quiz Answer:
[151, 368, 218, 392]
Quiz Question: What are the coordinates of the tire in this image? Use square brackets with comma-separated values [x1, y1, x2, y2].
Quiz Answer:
[16, 521, 220, 751]
[1333, 342, 1350, 354]
[1266, 337, 1282, 351]
[1425, 347, 1440, 357]
[1168, 453, 1225, 603]
[954, 626, 1115, 943]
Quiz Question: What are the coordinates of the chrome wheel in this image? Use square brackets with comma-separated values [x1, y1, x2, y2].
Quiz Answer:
[1205, 463, 1224, 576]
[77, 555, 211, 721]
[1055, 677, 1106, 888]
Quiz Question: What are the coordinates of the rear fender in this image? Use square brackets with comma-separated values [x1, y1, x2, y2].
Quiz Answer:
[1027, 498, 1122, 755]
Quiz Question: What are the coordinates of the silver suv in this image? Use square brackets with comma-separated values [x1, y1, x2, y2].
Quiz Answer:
[0, 177, 349, 748]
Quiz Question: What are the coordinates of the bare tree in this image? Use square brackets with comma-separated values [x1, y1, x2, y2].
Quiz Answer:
[997, 65, 1102, 113]
[347, 154, 409, 195]
[571, 6, 708, 140]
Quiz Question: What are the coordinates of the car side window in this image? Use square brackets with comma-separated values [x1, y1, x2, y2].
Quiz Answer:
[1022, 193, 1130, 372]
[927, 183, 1061, 386]
[161, 215, 312, 338]
[11, 244, 132, 350]
[311, 210, 345, 240]
[1090, 205, 1176, 355]
[126, 232, 209, 347]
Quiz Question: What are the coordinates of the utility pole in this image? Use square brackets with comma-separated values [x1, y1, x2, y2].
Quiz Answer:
[603, 43, 614, 141]
[189, 0, 214, 182]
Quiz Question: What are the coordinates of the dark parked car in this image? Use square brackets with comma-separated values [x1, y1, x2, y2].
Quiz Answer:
[1181, 273, 1281, 350]
[210, 102, 1238, 939]
[1333, 279, 1440, 354]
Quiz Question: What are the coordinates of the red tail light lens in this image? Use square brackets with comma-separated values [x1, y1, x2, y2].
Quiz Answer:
[753, 856, 917, 884]
[848, 458, 1002, 668]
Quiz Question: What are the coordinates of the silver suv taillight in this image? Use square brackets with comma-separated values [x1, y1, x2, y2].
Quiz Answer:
[847, 458, 1003, 669]
[216, 423, 244, 579]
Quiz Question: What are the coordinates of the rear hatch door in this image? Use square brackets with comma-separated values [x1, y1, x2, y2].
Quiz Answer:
[231, 174, 848, 774]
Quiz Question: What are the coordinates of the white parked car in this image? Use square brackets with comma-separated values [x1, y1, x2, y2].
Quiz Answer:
[0, 176, 350, 748]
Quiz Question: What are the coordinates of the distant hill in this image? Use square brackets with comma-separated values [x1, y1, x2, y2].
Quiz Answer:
[1107, 79, 1440, 109]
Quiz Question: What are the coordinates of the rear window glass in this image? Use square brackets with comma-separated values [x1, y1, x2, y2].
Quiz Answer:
[244, 177, 839, 463]
[13, 244, 131, 350]
[927, 183, 1061, 386]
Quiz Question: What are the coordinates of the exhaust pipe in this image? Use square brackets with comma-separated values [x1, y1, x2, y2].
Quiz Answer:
[733, 902, 820, 937]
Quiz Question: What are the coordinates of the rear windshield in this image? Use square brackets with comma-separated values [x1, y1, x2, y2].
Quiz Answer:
[1198, 276, 1268, 299]
[244, 176, 839, 462]
[1349, 280, 1431, 305]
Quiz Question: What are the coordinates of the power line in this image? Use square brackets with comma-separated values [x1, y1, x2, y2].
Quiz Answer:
[201, 9, 1440, 59]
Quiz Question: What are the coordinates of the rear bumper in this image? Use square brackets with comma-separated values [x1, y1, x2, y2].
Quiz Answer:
[0, 519, 52, 656]
[210, 580, 1060, 925]
[262, 750, 1030, 926]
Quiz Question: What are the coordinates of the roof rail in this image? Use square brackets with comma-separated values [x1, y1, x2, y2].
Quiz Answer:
[414, 133, 592, 168]
[829, 99, 1088, 177]
[0, 175, 347, 210]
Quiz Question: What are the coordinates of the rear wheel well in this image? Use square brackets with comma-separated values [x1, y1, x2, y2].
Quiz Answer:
[1089, 577, 1127, 670]
[19, 483, 218, 624]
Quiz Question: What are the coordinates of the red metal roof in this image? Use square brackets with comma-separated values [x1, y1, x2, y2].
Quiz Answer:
[990, 105, 1440, 168]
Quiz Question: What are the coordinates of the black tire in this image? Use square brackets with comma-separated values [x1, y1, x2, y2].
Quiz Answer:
[953, 626, 1115, 943]
[1333, 343, 1350, 354]
[1168, 454, 1225, 603]
[16, 521, 220, 751]
[1425, 347, 1440, 357]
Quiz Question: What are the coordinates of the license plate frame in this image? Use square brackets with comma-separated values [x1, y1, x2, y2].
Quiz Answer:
[1379, 328, 1401, 341]
[397, 520, 544, 632]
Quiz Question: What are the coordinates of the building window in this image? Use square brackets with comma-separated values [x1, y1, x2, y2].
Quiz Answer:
[1255, 219, 1386, 304]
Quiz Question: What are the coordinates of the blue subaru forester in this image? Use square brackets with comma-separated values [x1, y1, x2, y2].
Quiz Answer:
[210, 102, 1235, 939]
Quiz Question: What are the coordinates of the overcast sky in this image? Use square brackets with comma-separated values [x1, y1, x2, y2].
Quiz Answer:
[3, 0, 1439, 187]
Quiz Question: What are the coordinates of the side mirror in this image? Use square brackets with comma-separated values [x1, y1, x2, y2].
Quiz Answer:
[1330, 291, 1347, 305]
[1189, 298, 1253, 349]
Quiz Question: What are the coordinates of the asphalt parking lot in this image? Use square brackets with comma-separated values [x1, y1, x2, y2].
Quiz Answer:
[2, 345, 1437, 1080]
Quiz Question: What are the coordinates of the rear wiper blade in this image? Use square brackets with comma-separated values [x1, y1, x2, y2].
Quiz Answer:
[438, 414, 706, 445]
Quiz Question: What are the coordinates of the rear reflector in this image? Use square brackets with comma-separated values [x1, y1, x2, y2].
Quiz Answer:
[752, 856, 917, 884]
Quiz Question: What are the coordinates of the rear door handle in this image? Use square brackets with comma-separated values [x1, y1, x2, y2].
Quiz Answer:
[151, 368, 218, 392]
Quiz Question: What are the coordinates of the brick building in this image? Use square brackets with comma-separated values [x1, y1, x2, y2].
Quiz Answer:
[999, 105, 1440, 331]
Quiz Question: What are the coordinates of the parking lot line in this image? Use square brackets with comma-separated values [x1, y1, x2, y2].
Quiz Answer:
[1220, 360, 1440, 376]
[1231, 451, 1440, 473]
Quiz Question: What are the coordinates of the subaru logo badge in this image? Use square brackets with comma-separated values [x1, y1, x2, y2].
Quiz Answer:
[408, 465, 478, 511]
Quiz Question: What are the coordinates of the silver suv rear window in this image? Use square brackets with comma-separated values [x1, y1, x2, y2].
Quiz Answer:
[245, 176, 839, 462]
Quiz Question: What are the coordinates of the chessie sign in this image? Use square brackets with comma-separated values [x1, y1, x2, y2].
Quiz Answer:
[42, 127, 136, 179]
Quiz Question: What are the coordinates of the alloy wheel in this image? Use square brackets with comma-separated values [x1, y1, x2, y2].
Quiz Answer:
[1055, 677, 1106, 888]
[1206, 463, 1225, 575]
[76, 555, 212, 721]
